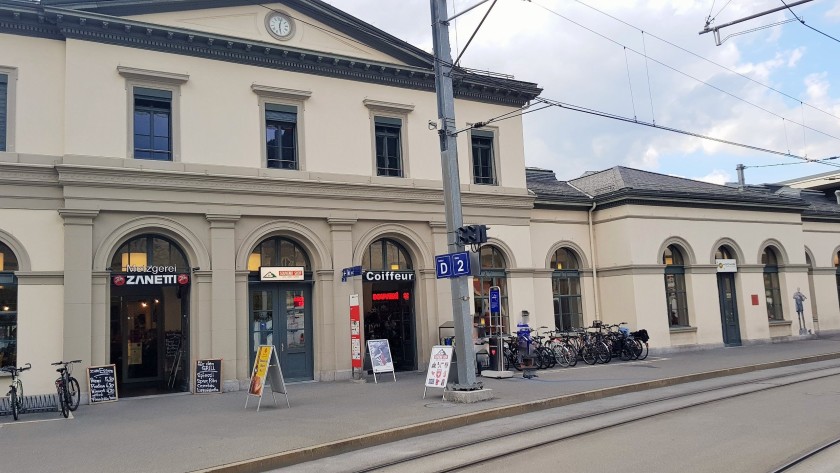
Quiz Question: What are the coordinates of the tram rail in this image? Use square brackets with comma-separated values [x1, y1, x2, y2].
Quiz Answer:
[348, 364, 840, 473]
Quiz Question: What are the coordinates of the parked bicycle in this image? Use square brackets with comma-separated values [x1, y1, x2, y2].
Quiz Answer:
[52, 360, 82, 418]
[2, 363, 31, 421]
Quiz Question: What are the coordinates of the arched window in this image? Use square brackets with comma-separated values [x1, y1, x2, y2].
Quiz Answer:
[473, 245, 508, 336]
[111, 234, 189, 272]
[715, 245, 735, 261]
[248, 236, 311, 273]
[363, 238, 413, 271]
[663, 245, 689, 327]
[762, 247, 783, 321]
[550, 248, 582, 330]
[0, 241, 19, 368]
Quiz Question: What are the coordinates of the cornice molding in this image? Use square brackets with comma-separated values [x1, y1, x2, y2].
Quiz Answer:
[15, 271, 64, 285]
[362, 99, 415, 114]
[0, 5, 539, 107]
[251, 84, 312, 102]
[53, 164, 534, 210]
[117, 65, 189, 84]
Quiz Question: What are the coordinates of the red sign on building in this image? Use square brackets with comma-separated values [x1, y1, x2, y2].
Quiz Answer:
[350, 294, 361, 369]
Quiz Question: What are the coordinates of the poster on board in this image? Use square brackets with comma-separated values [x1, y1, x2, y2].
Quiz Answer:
[245, 345, 290, 411]
[423, 346, 453, 399]
[367, 339, 396, 383]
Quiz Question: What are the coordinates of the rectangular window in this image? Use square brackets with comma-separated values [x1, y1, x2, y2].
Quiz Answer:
[133, 87, 172, 161]
[0, 73, 7, 152]
[374, 116, 402, 177]
[665, 272, 689, 326]
[764, 272, 783, 321]
[471, 130, 496, 185]
[265, 104, 298, 170]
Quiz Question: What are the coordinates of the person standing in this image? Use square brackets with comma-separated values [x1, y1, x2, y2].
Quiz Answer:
[793, 288, 808, 335]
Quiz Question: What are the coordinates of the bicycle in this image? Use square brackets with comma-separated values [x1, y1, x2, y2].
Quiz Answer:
[2, 363, 31, 421]
[52, 360, 82, 417]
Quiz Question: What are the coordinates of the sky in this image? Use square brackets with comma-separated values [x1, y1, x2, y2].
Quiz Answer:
[323, 0, 840, 186]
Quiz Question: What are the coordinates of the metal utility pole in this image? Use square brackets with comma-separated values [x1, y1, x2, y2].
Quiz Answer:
[430, 0, 481, 390]
[699, 0, 814, 45]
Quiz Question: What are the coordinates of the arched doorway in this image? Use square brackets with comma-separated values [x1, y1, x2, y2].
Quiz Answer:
[550, 247, 582, 330]
[0, 241, 19, 368]
[473, 245, 508, 336]
[109, 234, 191, 396]
[715, 245, 741, 346]
[362, 238, 416, 371]
[247, 236, 313, 381]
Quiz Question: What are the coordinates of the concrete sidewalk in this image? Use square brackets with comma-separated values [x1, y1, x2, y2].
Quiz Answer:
[2, 336, 840, 473]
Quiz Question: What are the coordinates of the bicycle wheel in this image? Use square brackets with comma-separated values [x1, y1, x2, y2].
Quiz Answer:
[14, 379, 23, 410]
[566, 344, 578, 367]
[57, 384, 69, 418]
[582, 345, 597, 365]
[629, 339, 642, 360]
[638, 342, 649, 360]
[619, 341, 632, 361]
[10, 391, 19, 421]
[67, 377, 81, 411]
[595, 341, 611, 364]
[552, 345, 569, 367]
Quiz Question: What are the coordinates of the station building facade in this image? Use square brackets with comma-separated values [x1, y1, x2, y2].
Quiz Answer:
[1, 0, 839, 397]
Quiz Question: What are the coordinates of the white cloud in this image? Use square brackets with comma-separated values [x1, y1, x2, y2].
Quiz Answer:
[693, 169, 731, 184]
[323, 0, 840, 182]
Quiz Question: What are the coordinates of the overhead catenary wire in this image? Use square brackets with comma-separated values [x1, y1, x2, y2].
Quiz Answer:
[453, 0, 498, 66]
[745, 156, 840, 168]
[569, 0, 840, 123]
[781, 0, 840, 44]
[530, 0, 840, 143]
[260, 2, 840, 170]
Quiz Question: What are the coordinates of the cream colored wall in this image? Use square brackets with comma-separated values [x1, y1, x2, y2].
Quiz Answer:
[0, 209, 65, 395]
[60, 40, 527, 188]
[803, 222, 840, 331]
[16, 284, 64, 395]
[0, 34, 66, 156]
[130, 4, 407, 66]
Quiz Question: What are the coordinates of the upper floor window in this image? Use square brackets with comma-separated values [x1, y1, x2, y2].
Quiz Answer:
[265, 104, 298, 170]
[374, 116, 403, 177]
[133, 87, 172, 161]
[762, 247, 783, 321]
[663, 244, 689, 327]
[0, 72, 7, 152]
[471, 130, 496, 185]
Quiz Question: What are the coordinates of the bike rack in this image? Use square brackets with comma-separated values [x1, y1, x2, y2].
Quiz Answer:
[0, 394, 62, 416]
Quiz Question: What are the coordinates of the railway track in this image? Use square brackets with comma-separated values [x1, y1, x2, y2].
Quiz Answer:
[329, 364, 840, 473]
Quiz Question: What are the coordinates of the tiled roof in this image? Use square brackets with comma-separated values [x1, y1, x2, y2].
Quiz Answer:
[524, 168, 591, 204]
[526, 166, 811, 211]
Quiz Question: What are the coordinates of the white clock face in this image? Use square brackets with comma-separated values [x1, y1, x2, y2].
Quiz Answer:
[269, 15, 292, 38]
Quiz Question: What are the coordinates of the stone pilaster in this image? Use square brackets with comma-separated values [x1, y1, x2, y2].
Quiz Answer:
[206, 214, 240, 383]
[59, 209, 98, 364]
[328, 218, 356, 379]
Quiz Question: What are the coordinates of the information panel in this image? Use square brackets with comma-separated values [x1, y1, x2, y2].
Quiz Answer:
[194, 359, 222, 394]
[367, 339, 396, 383]
[424, 345, 453, 389]
[87, 364, 118, 404]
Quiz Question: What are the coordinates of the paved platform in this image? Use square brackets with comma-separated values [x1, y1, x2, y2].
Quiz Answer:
[2, 336, 840, 473]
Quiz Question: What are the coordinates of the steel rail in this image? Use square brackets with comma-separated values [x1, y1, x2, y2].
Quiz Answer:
[354, 363, 840, 473]
[770, 436, 840, 472]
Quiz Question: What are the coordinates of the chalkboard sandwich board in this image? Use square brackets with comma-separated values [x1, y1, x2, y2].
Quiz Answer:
[195, 359, 222, 394]
[87, 364, 119, 404]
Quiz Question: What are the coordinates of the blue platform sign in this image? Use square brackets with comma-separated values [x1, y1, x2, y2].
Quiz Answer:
[435, 254, 453, 279]
[341, 265, 362, 282]
[489, 286, 501, 313]
[451, 251, 471, 277]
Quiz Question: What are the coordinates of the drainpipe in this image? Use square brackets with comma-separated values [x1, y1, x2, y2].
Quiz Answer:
[834, 190, 840, 205]
[567, 183, 600, 321]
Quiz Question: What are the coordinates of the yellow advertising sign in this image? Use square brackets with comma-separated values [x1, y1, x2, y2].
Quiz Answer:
[248, 345, 273, 396]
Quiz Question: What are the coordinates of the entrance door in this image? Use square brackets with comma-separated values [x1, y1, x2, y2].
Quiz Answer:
[364, 284, 415, 371]
[717, 273, 742, 346]
[249, 283, 313, 381]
